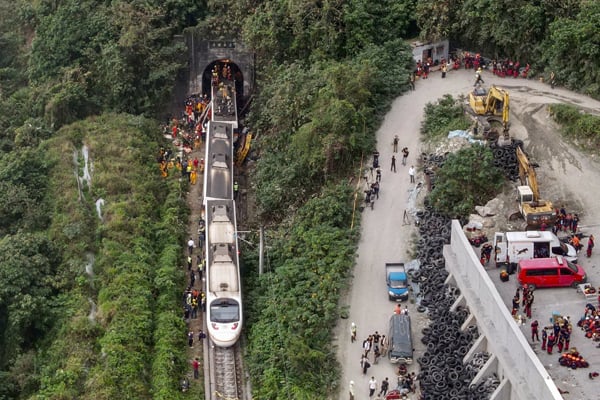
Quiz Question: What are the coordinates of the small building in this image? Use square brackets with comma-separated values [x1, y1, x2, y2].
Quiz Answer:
[411, 39, 449, 65]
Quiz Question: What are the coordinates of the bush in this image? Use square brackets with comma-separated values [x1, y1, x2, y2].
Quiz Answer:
[549, 104, 600, 149]
[421, 94, 471, 140]
[245, 184, 357, 399]
[428, 145, 505, 218]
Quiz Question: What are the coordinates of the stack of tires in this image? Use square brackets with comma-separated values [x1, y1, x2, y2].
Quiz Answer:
[421, 152, 448, 191]
[415, 208, 500, 399]
[489, 139, 524, 181]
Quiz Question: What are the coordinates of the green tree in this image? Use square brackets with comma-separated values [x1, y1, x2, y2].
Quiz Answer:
[542, 1, 600, 97]
[343, 0, 416, 56]
[428, 145, 504, 218]
[0, 232, 60, 369]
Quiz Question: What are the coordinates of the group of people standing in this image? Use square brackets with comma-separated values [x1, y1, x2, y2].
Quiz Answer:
[539, 317, 572, 355]
[512, 285, 535, 318]
[348, 323, 395, 399]
[549, 206, 595, 257]
[364, 139, 415, 210]
[359, 330, 388, 371]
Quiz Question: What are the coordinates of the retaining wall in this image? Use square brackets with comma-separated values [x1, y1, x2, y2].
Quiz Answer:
[443, 220, 562, 400]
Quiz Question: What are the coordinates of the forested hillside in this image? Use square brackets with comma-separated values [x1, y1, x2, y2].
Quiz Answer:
[0, 0, 598, 399]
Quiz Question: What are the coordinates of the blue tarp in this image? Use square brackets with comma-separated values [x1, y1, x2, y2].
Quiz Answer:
[448, 130, 485, 144]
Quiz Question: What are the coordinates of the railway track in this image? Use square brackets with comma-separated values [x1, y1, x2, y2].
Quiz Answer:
[209, 341, 245, 400]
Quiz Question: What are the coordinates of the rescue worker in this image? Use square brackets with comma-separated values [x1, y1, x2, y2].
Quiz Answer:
[531, 320, 539, 342]
[562, 328, 571, 351]
[511, 295, 519, 316]
[547, 333, 556, 354]
[571, 235, 581, 252]
[587, 235, 595, 258]
[233, 181, 239, 200]
[541, 328, 548, 350]
[521, 285, 528, 307]
[524, 292, 534, 318]
[480, 243, 493, 264]
[186, 163, 193, 181]
[474, 67, 484, 86]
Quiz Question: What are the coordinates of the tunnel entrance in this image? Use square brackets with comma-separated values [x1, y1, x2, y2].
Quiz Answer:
[202, 60, 244, 111]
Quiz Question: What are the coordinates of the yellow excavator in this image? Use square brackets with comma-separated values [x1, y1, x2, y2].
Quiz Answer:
[512, 146, 556, 229]
[468, 85, 512, 146]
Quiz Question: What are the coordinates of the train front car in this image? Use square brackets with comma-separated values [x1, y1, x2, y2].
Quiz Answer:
[205, 200, 242, 347]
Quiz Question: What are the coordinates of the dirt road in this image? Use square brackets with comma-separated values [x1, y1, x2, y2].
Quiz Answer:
[336, 68, 600, 399]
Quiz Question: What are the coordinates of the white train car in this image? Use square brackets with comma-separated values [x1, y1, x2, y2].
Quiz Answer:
[204, 200, 242, 347]
[203, 121, 233, 202]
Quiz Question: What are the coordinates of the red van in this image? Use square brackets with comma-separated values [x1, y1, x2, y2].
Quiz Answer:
[517, 256, 587, 290]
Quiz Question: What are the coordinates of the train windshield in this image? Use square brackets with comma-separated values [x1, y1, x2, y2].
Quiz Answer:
[210, 299, 240, 323]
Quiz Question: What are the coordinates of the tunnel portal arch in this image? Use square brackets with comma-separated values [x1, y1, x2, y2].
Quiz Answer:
[186, 35, 254, 108]
[202, 60, 244, 110]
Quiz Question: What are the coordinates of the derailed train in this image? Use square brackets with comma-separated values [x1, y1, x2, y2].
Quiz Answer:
[202, 79, 242, 347]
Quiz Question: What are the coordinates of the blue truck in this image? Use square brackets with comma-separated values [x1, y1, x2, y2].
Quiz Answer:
[386, 263, 409, 301]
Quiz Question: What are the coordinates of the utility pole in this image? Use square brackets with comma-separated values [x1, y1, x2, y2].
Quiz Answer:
[259, 226, 264, 275]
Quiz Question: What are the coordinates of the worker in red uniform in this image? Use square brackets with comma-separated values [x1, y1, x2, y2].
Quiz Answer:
[531, 320, 539, 342]
[587, 235, 595, 257]
[547, 333, 556, 354]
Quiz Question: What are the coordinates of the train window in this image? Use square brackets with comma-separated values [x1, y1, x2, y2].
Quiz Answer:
[210, 299, 240, 323]
[212, 153, 229, 169]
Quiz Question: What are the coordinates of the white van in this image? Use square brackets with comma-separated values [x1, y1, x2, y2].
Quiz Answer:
[493, 231, 577, 270]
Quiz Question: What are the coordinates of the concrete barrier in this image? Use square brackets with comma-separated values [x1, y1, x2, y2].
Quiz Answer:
[443, 220, 562, 400]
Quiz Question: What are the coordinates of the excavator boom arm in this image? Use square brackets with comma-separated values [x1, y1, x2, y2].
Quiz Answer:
[516, 146, 540, 201]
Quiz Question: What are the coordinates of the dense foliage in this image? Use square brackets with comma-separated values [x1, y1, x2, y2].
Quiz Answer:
[0, 0, 205, 395]
[415, 0, 600, 98]
[251, 44, 414, 218]
[548, 104, 600, 149]
[1, 0, 600, 398]
[31, 114, 187, 399]
[245, 185, 356, 399]
[427, 145, 505, 218]
[420, 94, 471, 140]
[234, 0, 416, 397]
